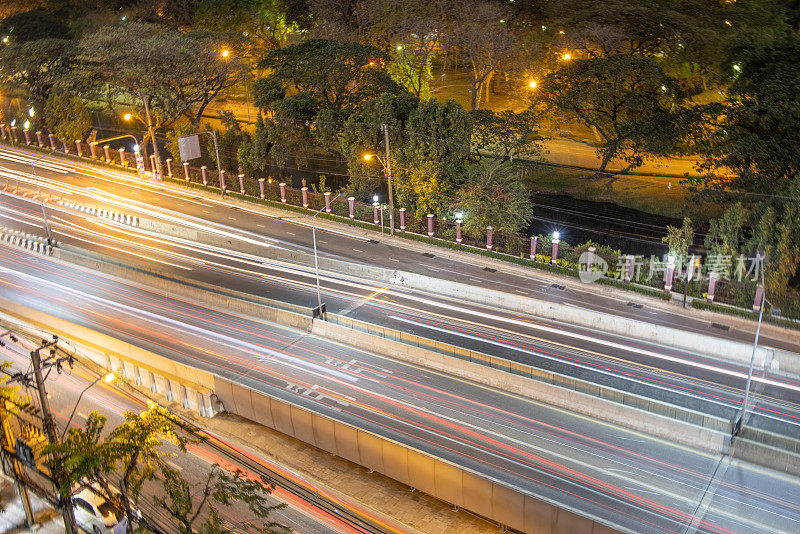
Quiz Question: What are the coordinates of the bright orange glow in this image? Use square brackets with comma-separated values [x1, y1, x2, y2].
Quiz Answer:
[123, 113, 132, 121]
[221, 49, 230, 58]
[562, 53, 572, 61]
[104, 372, 115, 383]
[363, 154, 374, 161]
[528, 80, 538, 89]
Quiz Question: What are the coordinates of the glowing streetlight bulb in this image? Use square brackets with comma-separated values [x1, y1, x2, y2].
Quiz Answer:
[553, 231, 560, 241]
[528, 80, 537, 89]
[221, 49, 230, 58]
[123, 113, 132, 121]
[455, 212, 463, 221]
[28, 107, 35, 117]
[373, 194, 379, 203]
[363, 154, 374, 161]
[133, 144, 139, 152]
[23, 120, 30, 130]
[104, 372, 115, 383]
[562, 53, 571, 61]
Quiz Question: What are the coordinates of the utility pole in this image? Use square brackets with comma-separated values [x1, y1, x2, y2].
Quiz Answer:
[381, 124, 395, 236]
[139, 91, 162, 179]
[30, 339, 78, 534]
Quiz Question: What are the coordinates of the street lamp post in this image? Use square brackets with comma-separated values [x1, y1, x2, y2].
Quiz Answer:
[732, 259, 767, 439]
[363, 124, 396, 235]
[138, 91, 162, 179]
[275, 192, 343, 319]
[61, 372, 115, 441]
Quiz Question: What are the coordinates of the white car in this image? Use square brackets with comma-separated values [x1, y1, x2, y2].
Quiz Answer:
[72, 487, 133, 534]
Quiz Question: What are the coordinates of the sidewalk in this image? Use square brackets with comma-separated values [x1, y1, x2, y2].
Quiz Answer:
[0, 477, 63, 534]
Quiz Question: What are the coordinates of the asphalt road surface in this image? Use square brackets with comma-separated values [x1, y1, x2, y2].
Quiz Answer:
[0, 245, 799, 534]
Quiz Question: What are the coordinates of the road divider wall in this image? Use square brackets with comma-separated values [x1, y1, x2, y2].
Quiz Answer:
[129, 217, 796, 373]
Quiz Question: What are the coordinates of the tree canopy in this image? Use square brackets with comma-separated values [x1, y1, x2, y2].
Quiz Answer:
[536, 54, 682, 175]
[257, 38, 406, 116]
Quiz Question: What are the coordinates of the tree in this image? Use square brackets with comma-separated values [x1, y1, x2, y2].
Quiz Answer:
[454, 159, 532, 238]
[704, 202, 747, 258]
[661, 217, 694, 261]
[399, 98, 471, 215]
[536, 55, 681, 175]
[0, 8, 70, 43]
[690, 34, 800, 198]
[47, 405, 200, 534]
[447, 2, 515, 111]
[155, 465, 288, 534]
[335, 92, 419, 195]
[256, 38, 405, 115]
[470, 109, 540, 160]
[0, 39, 76, 103]
[80, 23, 243, 136]
[43, 93, 91, 143]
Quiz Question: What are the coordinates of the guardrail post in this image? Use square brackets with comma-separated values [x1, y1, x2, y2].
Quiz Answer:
[119, 148, 127, 166]
[456, 218, 462, 244]
[183, 161, 190, 181]
[486, 226, 493, 251]
[75, 140, 82, 157]
[164, 158, 172, 177]
[301, 186, 309, 208]
[530, 236, 538, 259]
[23, 129, 32, 145]
[258, 177, 265, 199]
[399, 207, 406, 231]
[219, 169, 226, 192]
[324, 191, 331, 213]
[89, 141, 98, 159]
[551, 237, 560, 265]
[0, 124, 6, 140]
[373, 203, 379, 224]
[279, 182, 286, 203]
[238, 173, 246, 194]
[348, 196, 355, 219]
[149, 155, 156, 175]
[427, 214, 434, 237]
[48, 133, 57, 150]
[62, 139, 69, 154]
[707, 271, 718, 302]
[103, 145, 112, 163]
[35, 131, 44, 147]
[10, 126, 17, 143]
[201, 165, 208, 186]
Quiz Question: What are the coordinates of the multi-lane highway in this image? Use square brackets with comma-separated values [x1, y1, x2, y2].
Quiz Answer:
[1, 244, 800, 534]
[0, 330, 394, 534]
[1, 146, 800, 533]
[0, 148, 798, 444]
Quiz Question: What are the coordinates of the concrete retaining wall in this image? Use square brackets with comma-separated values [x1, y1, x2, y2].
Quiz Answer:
[213, 376, 623, 534]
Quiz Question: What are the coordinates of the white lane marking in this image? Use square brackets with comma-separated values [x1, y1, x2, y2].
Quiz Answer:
[353, 248, 365, 253]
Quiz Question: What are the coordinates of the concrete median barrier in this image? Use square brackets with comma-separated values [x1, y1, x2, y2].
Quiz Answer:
[131, 216, 795, 372]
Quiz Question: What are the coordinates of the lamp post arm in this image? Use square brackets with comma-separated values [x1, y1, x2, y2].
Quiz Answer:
[60, 375, 102, 441]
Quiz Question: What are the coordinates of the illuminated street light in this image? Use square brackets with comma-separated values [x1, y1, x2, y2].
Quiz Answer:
[562, 53, 571, 61]
[553, 231, 560, 241]
[23, 120, 29, 130]
[61, 372, 116, 440]
[528, 80, 538, 89]
[28, 107, 35, 118]
[373, 194, 379, 203]
[221, 49, 230, 58]
[133, 144, 139, 152]
[123, 112, 133, 121]
[455, 211, 463, 221]
[364, 154, 374, 161]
